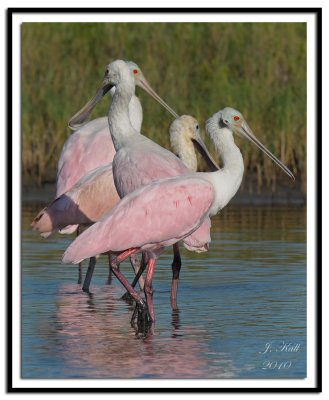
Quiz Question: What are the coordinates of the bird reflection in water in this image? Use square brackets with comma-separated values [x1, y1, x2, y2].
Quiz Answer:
[55, 283, 236, 379]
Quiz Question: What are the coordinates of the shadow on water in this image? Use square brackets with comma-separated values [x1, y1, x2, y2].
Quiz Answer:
[22, 204, 306, 379]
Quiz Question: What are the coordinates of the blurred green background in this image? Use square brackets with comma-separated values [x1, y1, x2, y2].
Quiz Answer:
[22, 22, 306, 196]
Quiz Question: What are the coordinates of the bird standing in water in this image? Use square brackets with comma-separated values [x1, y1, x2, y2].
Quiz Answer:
[64, 60, 218, 304]
[63, 107, 294, 327]
[33, 60, 218, 305]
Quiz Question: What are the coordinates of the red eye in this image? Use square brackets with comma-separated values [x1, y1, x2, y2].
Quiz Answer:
[234, 116, 240, 121]
[133, 69, 138, 74]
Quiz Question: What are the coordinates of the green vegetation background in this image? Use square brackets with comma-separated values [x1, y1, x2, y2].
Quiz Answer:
[22, 22, 306, 194]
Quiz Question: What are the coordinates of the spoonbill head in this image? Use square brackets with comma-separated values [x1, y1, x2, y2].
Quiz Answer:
[170, 115, 218, 173]
[207, 107, 295, 180]
[68, 60, 178, 130]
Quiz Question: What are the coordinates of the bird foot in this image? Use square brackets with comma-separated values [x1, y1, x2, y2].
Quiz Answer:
[130, 300, 152, 335]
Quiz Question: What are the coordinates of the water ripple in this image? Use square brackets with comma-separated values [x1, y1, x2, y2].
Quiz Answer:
[22, 205, 306, 379]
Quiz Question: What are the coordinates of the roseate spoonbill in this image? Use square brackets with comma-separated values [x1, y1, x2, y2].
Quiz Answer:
[67, 60, 219, 303]
[62, 107, 294, 326]
[57, 61, 178, 235]
[35, 61, 179, 284]
[32, 116, 213, 301]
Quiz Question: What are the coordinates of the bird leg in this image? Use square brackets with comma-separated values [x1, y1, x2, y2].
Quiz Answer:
[171, 242, 182, 310]
[131, 253, 148, 288]
[110, 249, 150, 326]
[82, 252, 113, 292]
[144, 257, 157, 323]
[77, 263, 83, 285]
[107, 253, 113, 284]
[77, 225, 83, 284]
[121, 253, 148, 303]
[171, 308, 181, 338]
[131, 256, 157, 335]
[129, 254, 145, 290]
[82, 256, 96, 293]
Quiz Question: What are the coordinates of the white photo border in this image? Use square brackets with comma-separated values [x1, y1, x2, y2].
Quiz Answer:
[8, 7, 321, 392]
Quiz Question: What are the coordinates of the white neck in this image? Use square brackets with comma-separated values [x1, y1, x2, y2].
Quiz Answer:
[128, 95, 143, 132]
[108, 70, 139, 151]
[204, 118, 244, 215]
[110, 87, 143, 133]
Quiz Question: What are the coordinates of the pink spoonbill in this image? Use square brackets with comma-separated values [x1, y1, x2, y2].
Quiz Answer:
[32, 115, 214, 302]
[34, 61, 179, 285]
[62, 107, 294, 326]
[66, 60, 219, 305]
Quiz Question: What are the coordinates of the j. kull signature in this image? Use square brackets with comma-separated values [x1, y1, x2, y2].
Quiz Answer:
[259, 341, 301, 355]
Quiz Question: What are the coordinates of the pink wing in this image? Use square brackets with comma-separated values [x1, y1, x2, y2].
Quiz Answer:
[62, 176, 214, 264]
[32, 164, 120, 236]
[113, 140, 189, 197]
[57, 117, 116, 196]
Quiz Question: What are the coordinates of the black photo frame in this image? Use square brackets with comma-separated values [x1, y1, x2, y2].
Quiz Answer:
[7, 7, 322, 393]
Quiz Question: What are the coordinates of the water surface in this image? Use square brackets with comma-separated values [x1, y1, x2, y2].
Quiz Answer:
[22, 204, 306, 379]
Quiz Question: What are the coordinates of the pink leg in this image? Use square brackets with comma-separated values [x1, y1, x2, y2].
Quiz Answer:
[121, 253, 148, 302]
[171, 243, 181, 310]
[144, 258, 157, 322]
[111, 249, 152, 331]
[110, 248, 148, 314]
[123, 253, 148, 293]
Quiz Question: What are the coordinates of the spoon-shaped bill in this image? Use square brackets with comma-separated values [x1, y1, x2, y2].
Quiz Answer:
[239, 121, 295, 180]
[68, 72, 179, 130]
[68, 79, 112, 130]
[192, 137, 220, 171]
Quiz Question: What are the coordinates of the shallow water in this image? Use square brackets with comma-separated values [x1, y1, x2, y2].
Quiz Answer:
[22, 204, 306, 379]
